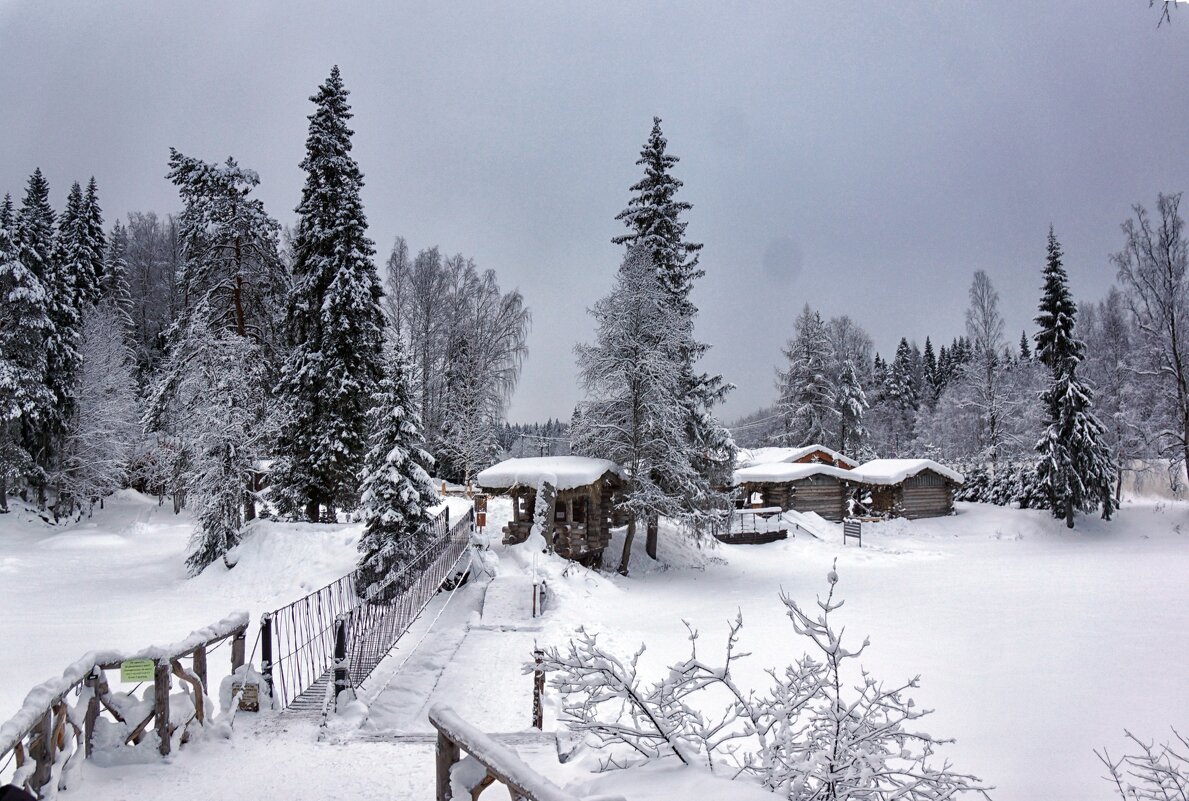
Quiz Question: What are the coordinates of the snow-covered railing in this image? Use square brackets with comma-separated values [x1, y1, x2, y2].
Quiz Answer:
[715, 507, 788, 544]
[266, 506, 476, 714]
[0, 612, 249, 799]
[430, 703, 625, 801]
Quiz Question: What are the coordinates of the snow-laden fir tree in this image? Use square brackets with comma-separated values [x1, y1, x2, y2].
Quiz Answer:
[355, 341, 440, 601]
[835, 358, 868, 456]
[57, 301, 140, 516]
[571, 245, 704, 574]
[923, 336, 939, 409]
[0, 195, 53, 511]
[1034, 228, 1115, 527]
[56, 177, 106, 308]
[101, 219, 135, 337]
[273, 66, 386, 522]
[776, 305, 837, 446]
[613, 117, 735, 510]
[17, 169, 80, 503]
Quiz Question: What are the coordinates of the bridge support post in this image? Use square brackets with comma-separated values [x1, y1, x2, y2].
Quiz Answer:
[333, 615, 349, 711]
[532, 648, 545, 730]
[260, 613, 274, 701]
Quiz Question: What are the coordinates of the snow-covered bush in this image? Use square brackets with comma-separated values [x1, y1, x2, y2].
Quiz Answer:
[536, 565, 991, 800]
[1097, 729, 1188, 800]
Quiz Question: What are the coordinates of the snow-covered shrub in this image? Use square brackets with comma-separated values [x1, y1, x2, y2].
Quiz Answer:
[536, 565, 991, 800]
[1097, 729, 1188, 800]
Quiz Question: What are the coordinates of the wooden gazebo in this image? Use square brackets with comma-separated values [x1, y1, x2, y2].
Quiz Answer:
[476, 457, 626, 565]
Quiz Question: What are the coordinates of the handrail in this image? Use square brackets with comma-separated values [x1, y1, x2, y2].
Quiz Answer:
[0, 612, 249, 798]
[429, 704, 625, 801]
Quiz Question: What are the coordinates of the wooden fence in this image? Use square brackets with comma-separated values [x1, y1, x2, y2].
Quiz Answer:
[0, 613, 249, 799]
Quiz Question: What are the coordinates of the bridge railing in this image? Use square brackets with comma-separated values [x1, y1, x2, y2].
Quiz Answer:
[0, 613, 249, 799]
[264, 506, 475, 711]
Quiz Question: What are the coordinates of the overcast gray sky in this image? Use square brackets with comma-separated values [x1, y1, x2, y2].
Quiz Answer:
[2, 1, 1186, 423]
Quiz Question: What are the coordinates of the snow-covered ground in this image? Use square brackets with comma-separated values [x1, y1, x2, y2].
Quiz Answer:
[1, 491, 1186, 800]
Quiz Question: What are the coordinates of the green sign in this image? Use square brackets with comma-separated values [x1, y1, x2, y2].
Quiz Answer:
[120, 659, 155, 683]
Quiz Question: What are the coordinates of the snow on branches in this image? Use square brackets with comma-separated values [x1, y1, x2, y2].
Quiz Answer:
[535, 564, 990, 800]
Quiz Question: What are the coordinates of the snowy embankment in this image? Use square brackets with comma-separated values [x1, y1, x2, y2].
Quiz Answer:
[0, 489, 363, 721]
[2, 491, 1187, 801]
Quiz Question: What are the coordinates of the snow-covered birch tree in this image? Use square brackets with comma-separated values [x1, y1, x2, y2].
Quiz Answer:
[1112, 193, 1189, 475]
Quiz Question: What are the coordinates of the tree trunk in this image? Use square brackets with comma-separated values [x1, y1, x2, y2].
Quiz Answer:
[243, 482, 256, 523]
[1065, 499, 1074, 529]
[305, 498, 319, 523]
[618, 516, 636, 576]
[0, 476, 7, 513]
[645, 513, 658, 560]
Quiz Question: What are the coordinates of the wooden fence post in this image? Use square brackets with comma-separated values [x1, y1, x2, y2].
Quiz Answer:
[231, 628, 246, 674]
[532, 649, 545, 730]
[333, 615, 348, 711]
[435, 730, 460, 801]
[191, 645, 207, 693]
[260, 613, 274, 699]
[154, 660, 171, 756]
[29, 709, 53, 793]
[83, 668, 101, 758]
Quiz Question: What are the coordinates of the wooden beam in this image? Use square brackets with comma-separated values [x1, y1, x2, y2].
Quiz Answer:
[154, 661, 171, 756]
[435, 730, 460, 801]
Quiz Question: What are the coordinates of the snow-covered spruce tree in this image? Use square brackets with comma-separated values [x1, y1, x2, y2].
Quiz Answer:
[355, 341, 440, 601]
[835, 358, 868, 456]
[57, 302, 140, 516]
[1034, 228, 1115, 527]
[776, 305, 837, 447]
[101, 219, 135, 337]
[272, 66, 386, 522]
[571, 246, 703, 574]
[55, 177, 106, 309]
[613, 116, 735, 518]
[17, 169, 80, 505]
[0, 195, 53, 511]
[146, 152, 287, 569]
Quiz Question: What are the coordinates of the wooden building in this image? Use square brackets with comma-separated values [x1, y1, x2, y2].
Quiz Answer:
[735, 444, 858, 471]
[732, 463, 853, 521]
[844, 459, 964, 519]
[475, 457, 625, 565]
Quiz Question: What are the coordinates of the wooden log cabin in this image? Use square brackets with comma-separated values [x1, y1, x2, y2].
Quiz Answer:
[733, 463, 854, 521]
[844, 459, 964, 519]
[475, 457, 626, 566]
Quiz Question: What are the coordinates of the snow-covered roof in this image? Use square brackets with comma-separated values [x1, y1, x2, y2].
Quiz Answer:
[733, 462, 854, 485]
[736, 445, 858, 469]
[847, 459, 964, 486]
[476, 456, 626, 491]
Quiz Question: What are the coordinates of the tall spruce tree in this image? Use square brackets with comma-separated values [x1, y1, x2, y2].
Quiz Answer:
[273, 66, 386, 521]
[0, 195, 53, 510]
[835, 358, 868, 456]
[18, 169, 80, 501]
[101, 219, 135, 336]
[776, 306, 837, 446]
[355, 341, 440, 600]
[612, 117, 734, 538]
[1034, 228, 1115, 528]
